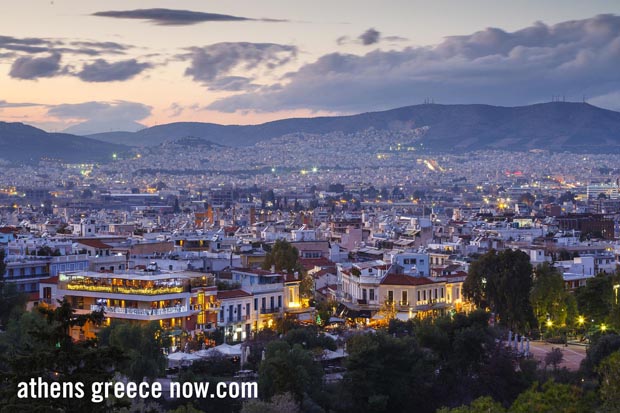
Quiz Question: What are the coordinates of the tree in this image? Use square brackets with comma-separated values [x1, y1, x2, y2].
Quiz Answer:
[241, 392, 300, 413]
[575, 273, 614, 325]
[518, 192, 535, 207]
[98, 320, 168, 380]
[0, 250, 27, 329]
[509, 381, 584, 413]
[0, 299, 125, 412]
[597, 350, 620, 411]
[463, 249, 536, 331]
[544, 347, 564, 371]
[258, 341, 323, 403]
[344, 332, 437, 413]
[437, 397, 506, 413]
[530, 263, 572, 329]
[558, 191, 576, 204]
[262, 239, 301, 275]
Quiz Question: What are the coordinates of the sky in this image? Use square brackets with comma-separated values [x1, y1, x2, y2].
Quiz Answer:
[2, 0, 620, 134]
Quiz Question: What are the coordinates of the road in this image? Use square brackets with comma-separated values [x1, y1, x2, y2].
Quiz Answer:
[526, 341, 587, 371]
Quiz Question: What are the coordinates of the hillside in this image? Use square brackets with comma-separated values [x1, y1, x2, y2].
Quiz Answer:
[86, 102, 620, 152]
[0, 122, 128, 163]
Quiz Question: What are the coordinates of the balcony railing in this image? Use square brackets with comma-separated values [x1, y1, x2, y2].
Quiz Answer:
[398, 300, 410, 307]
[67, 284, 186, 295]
[90, 305, 189, 317]
[260, 307, 282, 314]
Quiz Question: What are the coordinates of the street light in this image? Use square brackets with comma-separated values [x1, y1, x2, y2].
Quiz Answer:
[614, 284, 619, 305]
[577, 316, 585, 326]
[601, 324, 608, 333]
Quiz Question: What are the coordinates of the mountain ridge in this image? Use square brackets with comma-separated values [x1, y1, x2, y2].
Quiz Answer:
[85, 102, 620, 152]
[0, 122, 128, 163]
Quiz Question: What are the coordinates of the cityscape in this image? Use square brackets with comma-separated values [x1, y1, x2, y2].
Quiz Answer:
[3, 2, 620, 412]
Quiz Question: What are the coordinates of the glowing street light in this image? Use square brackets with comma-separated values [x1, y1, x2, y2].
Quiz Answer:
[577, 316, 585, 326]
[601, 324, 607, 332]
[546, 319, 553, 328]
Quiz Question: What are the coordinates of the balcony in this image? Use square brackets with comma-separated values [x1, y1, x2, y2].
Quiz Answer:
[90, 304, 192, 319]
[218, 315, 250, 325]
[66, 284, 186, 295]
[260, 307, 282, 314]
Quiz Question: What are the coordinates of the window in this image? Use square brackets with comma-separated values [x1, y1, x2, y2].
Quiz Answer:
[278, 295, 282, 308]
[369, 289, 375, 301]
[270, 296, 274, 310]
[441, 287, 444, 299]
[261, 297, 266, 310]
[434, 289, 438, 299]
[420, 259, 424, 265]
[254, 298, 258, 311]
[362, 289, 367, 301]
[417, 290, 420, 301]
[402, 291, 408, 304]
[387, 290, 394, 303]
[403, 259, 410, 265]
[423, 290, 426, 301]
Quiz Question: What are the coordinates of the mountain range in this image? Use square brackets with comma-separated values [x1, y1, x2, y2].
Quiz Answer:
[87, 102, 620, 152]
[0, 122, 127, 163]
[2, 102, 620, 163]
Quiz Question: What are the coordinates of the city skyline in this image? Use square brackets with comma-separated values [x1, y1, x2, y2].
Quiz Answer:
[2, 1, 620, 134]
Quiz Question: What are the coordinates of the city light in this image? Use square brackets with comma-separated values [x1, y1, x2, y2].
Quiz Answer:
[577, 316, 585, 325]
[601, 324, 607, 332]
[546, 319, 553, 328]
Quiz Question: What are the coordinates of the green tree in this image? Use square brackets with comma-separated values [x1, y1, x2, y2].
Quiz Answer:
[262, 239, 301, 275]
[437, 396, 506, 413]
[463, 249, 536, 331]
[241, 392, 300, 413]
[509, 381, 585, 413]
[575, 273, 614, 325]
[0, 299, 126, 412]
[597, 351, 620, 412]
[345, 332, 436, 413]
[258, 341, 323, 403]
[98, 320, 168, 380]
[581, 334, 620, 376]
[0, 250, 27, 329]
[530, 263, 572, 329]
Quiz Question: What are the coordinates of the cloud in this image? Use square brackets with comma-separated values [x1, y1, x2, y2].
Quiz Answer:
[47, 101, 152, 134]
[336, 36, 350, 46]
[48, 101, 151, 120]
[0, 35, 50, 54]
[210, 14, 620, 113]
[208, 76, 260, 91]
[0, 100, 41, 108]
[383, 36, 409, 43]
[9, 53, 63, 79]
[0, 35, 131, 56]
[92, 8, 286, 26]
[183, 42, 297, 89]
[166, 102, 184, 117]
[76, 59, 152, 82]
[359, 28, 380, 45]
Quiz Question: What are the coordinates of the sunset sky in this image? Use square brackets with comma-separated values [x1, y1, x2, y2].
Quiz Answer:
[2, 0, 620, 134]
